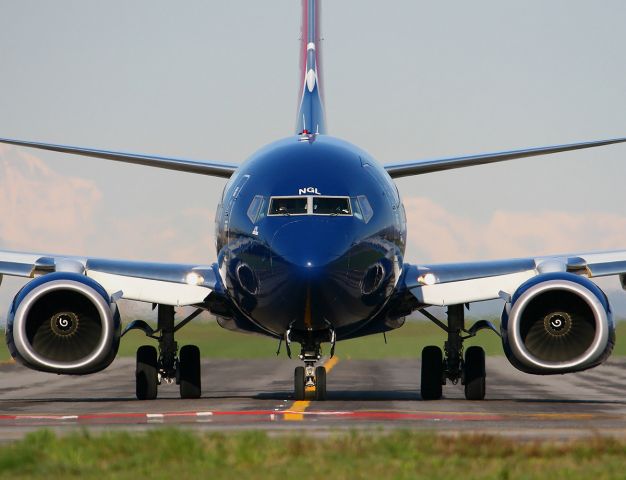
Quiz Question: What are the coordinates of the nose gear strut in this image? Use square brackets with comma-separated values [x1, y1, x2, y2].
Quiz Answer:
[286, 327, 334, 401]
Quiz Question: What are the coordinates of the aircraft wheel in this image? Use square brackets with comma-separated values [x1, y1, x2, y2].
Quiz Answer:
[294, 366, 306, 400]
[136, 345, 158, 400]
[315, 366, 327, 401]
[464, 346, 486, 400]
[421, 345, 443, 400]
[179, 345, 202, 399]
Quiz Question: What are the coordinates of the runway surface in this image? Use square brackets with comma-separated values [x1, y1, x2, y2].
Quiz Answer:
[2, 356, 626, 441]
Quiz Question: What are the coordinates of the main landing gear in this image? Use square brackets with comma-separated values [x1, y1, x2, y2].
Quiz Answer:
[124, 305, 203, 400]
[419, 304, 498, 401]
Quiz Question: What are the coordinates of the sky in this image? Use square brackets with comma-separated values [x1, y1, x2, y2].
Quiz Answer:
[0, 0, 625, 320]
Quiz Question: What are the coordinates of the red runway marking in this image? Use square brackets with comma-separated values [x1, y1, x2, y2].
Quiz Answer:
[212, 410, 275, 416]
[338, 411, 504, 421]
[0, 409, 506, 425]
[78, 412, 146, 420]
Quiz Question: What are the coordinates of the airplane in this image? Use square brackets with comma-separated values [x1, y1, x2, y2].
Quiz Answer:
[1, 0, 625, 402]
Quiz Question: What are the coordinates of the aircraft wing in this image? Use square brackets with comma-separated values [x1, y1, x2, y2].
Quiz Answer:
[0, 137, 238, 178]
[0, 249, 217, 306]
[384, 137, 626, 178]
[404, 250, 626, 307]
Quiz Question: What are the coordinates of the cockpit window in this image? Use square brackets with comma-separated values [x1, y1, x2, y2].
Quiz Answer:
[269, 197, 308, 215]
[247, 195, 265, 223]
[266, 195, 370, 220]
[312, 197, 351, 216]
[357, 195, 373, 223]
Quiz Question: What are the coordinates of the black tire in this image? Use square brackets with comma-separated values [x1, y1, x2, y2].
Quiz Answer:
[294, 366, 306, 400]
[179, 345, 202, 399]
[136, 345, 158, 400]
[315, 366, 327, 401]
[464, 346, 486, 400]
[420, 345, 443, 400]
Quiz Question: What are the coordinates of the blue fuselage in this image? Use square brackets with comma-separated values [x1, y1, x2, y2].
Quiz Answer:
[215, 135, 407, 340]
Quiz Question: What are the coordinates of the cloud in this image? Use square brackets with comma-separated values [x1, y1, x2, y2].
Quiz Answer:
[0, 146, 216, 323]
[404, 196, 626, 263]
[0, 145, 215, 263]
[104, 207, 215, 263]
[0, 145, 102, 253]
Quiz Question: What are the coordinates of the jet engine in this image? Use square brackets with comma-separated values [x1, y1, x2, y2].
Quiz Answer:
[5, 272, 121, 374]
[501, 272, 614, 375]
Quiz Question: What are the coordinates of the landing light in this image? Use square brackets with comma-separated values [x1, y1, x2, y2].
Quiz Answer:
[185, 272, 204, 286]
[306, 261, 313, 267]
[418, 272, 437, 286]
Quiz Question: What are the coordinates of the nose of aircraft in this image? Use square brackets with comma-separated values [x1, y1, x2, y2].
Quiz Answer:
[269, 218, 353, 328]
[270, 218, 351, 269]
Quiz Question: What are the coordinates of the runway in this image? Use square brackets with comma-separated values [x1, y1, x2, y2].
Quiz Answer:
[2, 356, 626, 441]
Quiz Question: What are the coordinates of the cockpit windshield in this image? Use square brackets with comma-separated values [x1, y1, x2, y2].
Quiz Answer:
[267, 195, 359, 217]
[312, 197, 351, 215]
[269, 197, 308, 215]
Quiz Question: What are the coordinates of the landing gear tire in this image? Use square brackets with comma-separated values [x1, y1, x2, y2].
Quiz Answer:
[421, 345, 443, 400]
[294, 366, 306, 400]
[315, 366, 327, 401]
[179, 345, 202, 399]
[136, 345, 158, 400]
[464, 346, 486, 401]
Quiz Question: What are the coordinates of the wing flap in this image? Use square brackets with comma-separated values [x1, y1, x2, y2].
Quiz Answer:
[0, 260, 39, 277]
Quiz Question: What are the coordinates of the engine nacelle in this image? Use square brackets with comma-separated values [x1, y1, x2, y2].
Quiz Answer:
[5, 273, 121, 374]
[501, 272, 614, 375]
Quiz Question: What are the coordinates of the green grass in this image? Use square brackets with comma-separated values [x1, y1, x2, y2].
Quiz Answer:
[3, 320, 626, 362]
[1, 429, 626, 479]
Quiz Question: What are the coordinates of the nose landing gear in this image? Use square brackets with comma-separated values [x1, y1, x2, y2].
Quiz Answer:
[293, 364, 328, 401]
[291, 338, 329, 401]
[418, 304, 498, 401]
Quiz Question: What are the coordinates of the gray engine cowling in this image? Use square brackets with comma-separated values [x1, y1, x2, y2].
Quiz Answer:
[5, 272, 121, 374]
[501, 272, 614, 375]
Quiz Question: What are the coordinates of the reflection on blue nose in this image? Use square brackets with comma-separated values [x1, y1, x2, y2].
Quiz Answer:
[270, 218, 351, 269]
[270, 218, 353, 329]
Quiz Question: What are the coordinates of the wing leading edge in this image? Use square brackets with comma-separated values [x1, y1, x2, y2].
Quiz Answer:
[404, 250, 626, 307]
[0, 137, 238, 178]
[0, 249, 217, 306]
[384, 137, 626, 178]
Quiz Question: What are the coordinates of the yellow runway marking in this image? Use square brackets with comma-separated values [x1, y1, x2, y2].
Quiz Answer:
[323, 356, 339, 372]
[284, 400, 311, 421]
[527, 413, 597, 420]
[284, 356, 339, 421]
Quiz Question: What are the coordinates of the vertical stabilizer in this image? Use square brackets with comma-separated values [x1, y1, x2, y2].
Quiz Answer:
[296, 0, 326, 135]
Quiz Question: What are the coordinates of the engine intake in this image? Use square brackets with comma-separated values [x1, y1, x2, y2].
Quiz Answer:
[501, 273, 614, 374]
[6, 273, 121, 374]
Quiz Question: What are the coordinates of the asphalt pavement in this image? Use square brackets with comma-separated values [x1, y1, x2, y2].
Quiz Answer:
[2, 356, 626, 441]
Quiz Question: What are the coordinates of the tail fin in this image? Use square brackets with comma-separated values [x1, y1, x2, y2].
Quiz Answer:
[296, 0, 326, 135]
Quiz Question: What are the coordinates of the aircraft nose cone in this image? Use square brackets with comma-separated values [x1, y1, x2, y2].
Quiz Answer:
[269, 218, 353, 329]
[270, 219, 350, 269]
